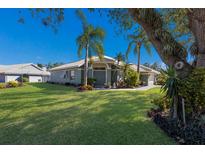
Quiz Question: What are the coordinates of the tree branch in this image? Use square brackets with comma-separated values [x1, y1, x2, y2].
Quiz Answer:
[128, 8, 193, 78]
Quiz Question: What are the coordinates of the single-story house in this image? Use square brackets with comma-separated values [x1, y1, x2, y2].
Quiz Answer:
[49, 56, 160, 87]
[0, 63, 50, 83]
[49, 56, 123, 87]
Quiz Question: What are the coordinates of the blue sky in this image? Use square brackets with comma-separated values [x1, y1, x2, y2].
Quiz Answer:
[0, 8, 162, 65]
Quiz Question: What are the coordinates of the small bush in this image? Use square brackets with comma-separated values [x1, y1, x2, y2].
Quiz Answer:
[0, 83, 6, 89]
[87, 78, 96, 86]
[151, 97, 171, 111]
[18, 76, 29, 83]
[124, 68, 140, 87]
[78, 85, 93, 91]
[7, 81, 19, 88]
[22, 77, 29, 83]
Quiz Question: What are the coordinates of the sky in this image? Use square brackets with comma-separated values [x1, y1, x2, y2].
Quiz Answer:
[0, 8, 162, 65]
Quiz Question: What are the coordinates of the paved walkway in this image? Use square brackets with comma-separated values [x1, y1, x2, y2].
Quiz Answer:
[95, 85, 161, 91]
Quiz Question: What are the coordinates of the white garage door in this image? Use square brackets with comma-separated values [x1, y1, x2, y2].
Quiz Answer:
[5, 75, 20, 82]
[29, 76, 43, 83]
[148, 74, 154, 86]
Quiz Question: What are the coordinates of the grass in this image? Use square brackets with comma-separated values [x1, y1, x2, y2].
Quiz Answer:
[0, 83, 175, 144]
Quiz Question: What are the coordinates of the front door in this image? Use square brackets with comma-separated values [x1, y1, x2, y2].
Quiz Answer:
[93, 70, 106, 87]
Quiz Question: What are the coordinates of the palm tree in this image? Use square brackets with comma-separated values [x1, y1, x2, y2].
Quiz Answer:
[126, 28, 152, 75]
[76, 9, 105, 86]
[115, 52, 125, 64]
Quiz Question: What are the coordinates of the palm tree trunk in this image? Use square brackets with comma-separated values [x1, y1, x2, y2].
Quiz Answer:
[84, 43, 89, 86]
[137, 46, 141, 81]
[137, 50, 140, 73]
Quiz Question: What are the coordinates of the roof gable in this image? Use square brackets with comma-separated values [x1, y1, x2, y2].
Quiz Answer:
[50, 55, 117, 71]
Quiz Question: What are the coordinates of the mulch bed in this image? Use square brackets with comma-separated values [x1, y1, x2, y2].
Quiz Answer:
[148, 108, 205, 144]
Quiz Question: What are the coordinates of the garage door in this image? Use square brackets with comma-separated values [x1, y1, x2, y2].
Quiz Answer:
[93, 70, 106, 87]
[29, 76, 42, 83]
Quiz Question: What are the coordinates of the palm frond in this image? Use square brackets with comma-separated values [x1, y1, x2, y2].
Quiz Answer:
[77, 44, 84, 57]
[90, 27, 105, 40]
[143, 40, 152, 56]
[75, 9, 88, 30]
[85, 25, 94, 35]
[115, 52, 125, 62]
[90, 40, 104, 60]
[161, 67, 179, 99]
[126, 41, 135, 59]
[76, 34, 87, 57]
[127, 34, 139, 41]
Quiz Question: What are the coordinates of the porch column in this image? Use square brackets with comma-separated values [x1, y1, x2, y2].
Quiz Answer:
[107, 68, 112, 85]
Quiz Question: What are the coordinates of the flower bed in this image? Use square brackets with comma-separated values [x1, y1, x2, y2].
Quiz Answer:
[0, 81, 23, 89]
[148, 108, 205, 144]
[78, 85, 94, 92]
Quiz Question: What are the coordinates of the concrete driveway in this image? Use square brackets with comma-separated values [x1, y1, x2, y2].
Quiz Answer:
[95, 85, 161, 91]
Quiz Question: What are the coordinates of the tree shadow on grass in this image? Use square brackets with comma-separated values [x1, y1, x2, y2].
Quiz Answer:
[0, 88, 174, 145]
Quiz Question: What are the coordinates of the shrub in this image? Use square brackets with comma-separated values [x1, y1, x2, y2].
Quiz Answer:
[124, 68, 140, 87]
[78, 85, 93, 91]
[156, 73, 167, 85]
[21, 77, 29, 83]
[0, 83, 5, 89]
[7, 81, 19, 88]
[151, 97, 171, 111]
[178, 68, 205, 115]
[87, 78, 96, 86]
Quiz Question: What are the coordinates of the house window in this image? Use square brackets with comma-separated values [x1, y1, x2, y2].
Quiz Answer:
[64, 71, 69, 79]
[70, 70, 75, 80]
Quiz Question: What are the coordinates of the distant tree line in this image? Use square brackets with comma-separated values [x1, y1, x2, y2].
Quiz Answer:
[143, 62, 162, 71]
[37, 62, 65, 69]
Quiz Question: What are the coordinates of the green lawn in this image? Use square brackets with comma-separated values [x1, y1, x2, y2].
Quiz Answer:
[0, 83, 175, 144]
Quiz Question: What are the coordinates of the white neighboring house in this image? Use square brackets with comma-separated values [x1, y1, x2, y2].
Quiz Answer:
[0, 63, 50, 83]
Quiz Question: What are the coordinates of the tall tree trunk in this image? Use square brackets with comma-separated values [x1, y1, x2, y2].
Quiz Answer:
[84, 43, 89, 86]
[188, 9, 205, 68]
[137, 49, 140, 73]
[128, 9, 193, 79]
[137, 46, 141, 81]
